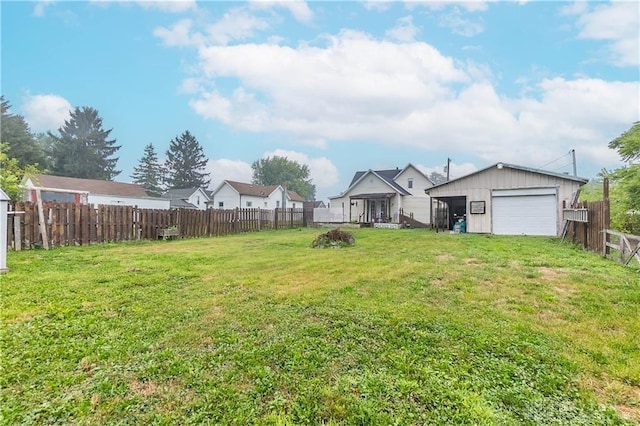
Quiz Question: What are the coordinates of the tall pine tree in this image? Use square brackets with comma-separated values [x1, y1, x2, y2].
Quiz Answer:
[165, 130, 210, 189]
[131, 143, 164, 197]
[1, 96, 49, 169]
[49, 106, 120, 180]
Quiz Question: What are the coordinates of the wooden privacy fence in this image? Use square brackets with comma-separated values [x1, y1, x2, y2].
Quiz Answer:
[563, 200, 608, 254]
[5, 202, 305, 250]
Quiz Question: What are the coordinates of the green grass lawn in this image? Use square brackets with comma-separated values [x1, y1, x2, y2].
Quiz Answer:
[1, 228, 638, 425]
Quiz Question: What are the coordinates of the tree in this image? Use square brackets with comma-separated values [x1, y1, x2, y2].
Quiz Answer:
[429, 171, 447, 185]
[251, 156, 316, 201]
[49, 106, 120, 180]
[0, 143, 40, 201]
[164, 130, 210, 189]
[608, 122, 640, 163]
[0, 96, 49, 169]
[607, 122, 640, 233]
[131, 143, 165, 197]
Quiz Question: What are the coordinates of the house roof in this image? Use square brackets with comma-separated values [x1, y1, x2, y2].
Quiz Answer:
[426, 162, 589, 192]
[220, 180, 305, 201]
[332, 168, 410, 199]
[168, 198, 199, 209]
[29, 174, 149, 197]
[163, 187, 208, 200]
[287, 190, 305, 202]
[225, 181, 280, 197]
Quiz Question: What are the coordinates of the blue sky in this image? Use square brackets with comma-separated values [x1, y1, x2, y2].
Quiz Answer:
[2, 0, 639, 201]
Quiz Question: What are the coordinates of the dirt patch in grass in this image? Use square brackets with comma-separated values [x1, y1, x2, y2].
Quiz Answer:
[538, 267, 564, 281]
[436, 253, 454, 262]
[129, 380, 159, 397]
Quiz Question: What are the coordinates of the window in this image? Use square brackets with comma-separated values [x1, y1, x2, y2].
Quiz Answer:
[218, 201, 224, 208]
[246, 201, 253, 207]
[293, 203, 296, 208]
[407, 178, 413, 189]
[197, 196, 200, 205]
[276, 200, 280, 208]
[264, 201, 268, 207]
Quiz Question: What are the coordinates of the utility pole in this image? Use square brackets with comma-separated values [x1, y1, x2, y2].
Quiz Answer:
[445, 158, 451, 181]
[571, 149, 577, 176]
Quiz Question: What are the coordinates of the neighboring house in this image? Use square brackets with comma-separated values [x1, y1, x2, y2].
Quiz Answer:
[329, 164, 434, 225]
[425, 162, 588, 236]
[162, 187, 210, 210]
[209, 180, 305, 210]
[304, 200, 326, 209]
[23, 174, 171, 209]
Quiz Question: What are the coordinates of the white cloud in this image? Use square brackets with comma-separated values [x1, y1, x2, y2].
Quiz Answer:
[21, 94, 72, 133]
[438, 8, 484, 37]
[262, 149, 339, 188]
[415, 1, 491, 13]
[416, 162, 478, 180]
[564, 1, 639, 67]
[137, 0, 196, 13]
[386, 16, 419, 42]
[249, 0, 313, 23]
[153, 19, 201, 47]
[160, 24, 637, 176]
[33, 0, 55, 17]
[363, 1, 393, 12]
[206, 158, 253, 190]
[206, 8, 270, 45]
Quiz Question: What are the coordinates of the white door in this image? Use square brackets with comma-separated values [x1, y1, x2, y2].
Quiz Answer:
[492, 188, 558, 236]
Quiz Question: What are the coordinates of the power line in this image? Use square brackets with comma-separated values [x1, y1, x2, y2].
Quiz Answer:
[537, 151, 572, 170]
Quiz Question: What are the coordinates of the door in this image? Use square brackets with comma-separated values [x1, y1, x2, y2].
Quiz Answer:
[492, 188, 558, 236]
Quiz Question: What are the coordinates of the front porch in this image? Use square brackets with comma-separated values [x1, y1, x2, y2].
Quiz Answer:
[349, 193, 396, 225]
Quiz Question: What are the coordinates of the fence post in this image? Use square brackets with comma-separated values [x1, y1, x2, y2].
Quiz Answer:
[603, 178, 610, 257]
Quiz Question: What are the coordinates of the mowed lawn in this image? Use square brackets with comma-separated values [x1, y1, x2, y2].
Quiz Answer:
[1, 228, 638, 425]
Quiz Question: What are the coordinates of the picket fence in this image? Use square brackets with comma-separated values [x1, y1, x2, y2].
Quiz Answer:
[6, 202, 305, 250]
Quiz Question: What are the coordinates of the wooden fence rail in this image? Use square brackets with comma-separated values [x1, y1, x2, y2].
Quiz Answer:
[604, 230, 640, 266]
[5, 202, 306, 250]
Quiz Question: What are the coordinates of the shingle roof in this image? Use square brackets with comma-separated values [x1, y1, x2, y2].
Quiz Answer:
[168, 198, 199, 209]
[348, 169, 410, 196]
[30, 174, 149, 197]
[163, 188, 204, 199]
[225, 181, 280, 197]
[287, 190, 305, 202]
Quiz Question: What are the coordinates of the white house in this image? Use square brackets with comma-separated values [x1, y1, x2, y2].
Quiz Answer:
[329, 164, 434, 225]
[23, 174, 170, 209]
[162, 187, 210, 210]
[425, 162, 588, 236]
[209, 180, 305, 210]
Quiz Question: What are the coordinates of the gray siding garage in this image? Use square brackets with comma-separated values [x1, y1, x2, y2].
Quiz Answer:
[425, 163, 587, 236]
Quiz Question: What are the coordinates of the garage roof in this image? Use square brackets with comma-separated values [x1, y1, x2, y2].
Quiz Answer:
[426, 162, 588, 194]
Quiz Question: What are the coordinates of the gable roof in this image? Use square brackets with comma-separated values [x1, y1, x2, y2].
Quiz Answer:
[343, 168, 410, 197]
[168, 198, 199, 209]
[427, 162, 589, 191]
[224, 180, 280, 197]
[29, 174, 149, 197]
[287, 190, 305, 202]
[163, 187, 208, 200]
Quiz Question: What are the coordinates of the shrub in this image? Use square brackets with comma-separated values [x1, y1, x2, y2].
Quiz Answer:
[311, 228, 355, 248]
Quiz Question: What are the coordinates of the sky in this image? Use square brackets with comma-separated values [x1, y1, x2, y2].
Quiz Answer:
[2, 0, 639, 202]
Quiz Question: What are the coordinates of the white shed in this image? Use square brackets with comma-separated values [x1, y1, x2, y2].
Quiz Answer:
[426, 162, 588, 236]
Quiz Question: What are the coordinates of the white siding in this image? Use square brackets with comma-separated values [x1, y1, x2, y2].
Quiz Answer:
[185, 188, 209, 210]
[427, 166, 584, 235]
[212, 184, 240, 209]
[89, 194, 170, 209]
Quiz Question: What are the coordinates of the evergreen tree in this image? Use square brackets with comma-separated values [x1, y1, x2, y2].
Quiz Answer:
[131, 143, 164, 197]
[251, 156, 316, 200]
[165, 130, 210, 189]
[0, 96, 49, 169]
[49, 106, 120, 180]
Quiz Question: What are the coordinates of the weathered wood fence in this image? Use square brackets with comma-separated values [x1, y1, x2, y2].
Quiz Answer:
[5, 202, 305, 250]
[563, 200, 609, 254]
[604, 230, 640, 267]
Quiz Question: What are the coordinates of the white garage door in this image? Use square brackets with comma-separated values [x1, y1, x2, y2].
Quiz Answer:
[492, 188, 558, 236]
